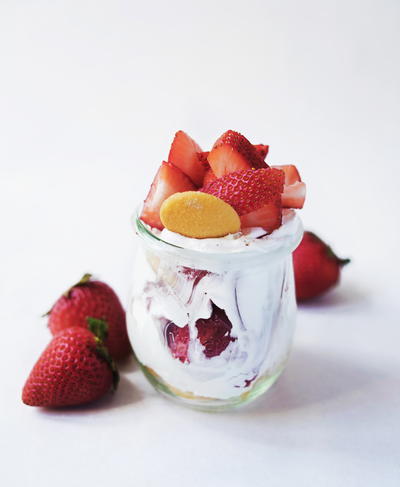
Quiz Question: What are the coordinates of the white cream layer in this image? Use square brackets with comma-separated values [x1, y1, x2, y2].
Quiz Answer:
[155, 210, 298, 253]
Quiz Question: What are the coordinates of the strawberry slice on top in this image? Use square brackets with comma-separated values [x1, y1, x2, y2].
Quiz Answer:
[240, 200, 282, 232]
[140, 161, 196, 229]
[202, 167, 284, 233]
[168, 131, 206, 186]
[282, 181, 306, 209]
[198, 151, 210, 168]
[202, 167, 284, 215]
[202, 168, 218, 186]
[253, 144, 269, 160]
[271, 164, 306, 209]
[272, 164, 301, 185]
[208, 130, 267, 177]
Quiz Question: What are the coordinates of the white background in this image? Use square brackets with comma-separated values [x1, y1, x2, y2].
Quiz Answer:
[1, 1, 400, 486]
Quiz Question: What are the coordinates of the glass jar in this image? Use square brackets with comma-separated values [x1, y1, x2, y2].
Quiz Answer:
[127, 213, 303, 411]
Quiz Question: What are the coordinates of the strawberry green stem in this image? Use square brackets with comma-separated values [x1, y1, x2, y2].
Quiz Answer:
[43, 273, 93, 317]
[87, 317, 118, 389]
[94, 338, 120, 390]
[87, 317, 109, 341]
[63, 273, 92, 298]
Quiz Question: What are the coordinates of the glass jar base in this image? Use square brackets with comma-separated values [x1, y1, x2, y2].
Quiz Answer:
[140, 362, 285, 412]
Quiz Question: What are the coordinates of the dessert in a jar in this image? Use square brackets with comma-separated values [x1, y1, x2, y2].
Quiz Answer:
[127, 130, 306, 410]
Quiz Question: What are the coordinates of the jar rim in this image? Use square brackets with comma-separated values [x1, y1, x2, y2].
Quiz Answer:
[133, 207, 303, 265]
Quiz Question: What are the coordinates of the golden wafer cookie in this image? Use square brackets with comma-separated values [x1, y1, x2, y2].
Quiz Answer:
[160, 191, 240, 239]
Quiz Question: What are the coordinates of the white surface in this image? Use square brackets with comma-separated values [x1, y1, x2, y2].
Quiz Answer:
[1, 1, 400, 486]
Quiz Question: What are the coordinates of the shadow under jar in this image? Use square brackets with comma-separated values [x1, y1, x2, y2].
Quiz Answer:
[127, 212, 303, 411]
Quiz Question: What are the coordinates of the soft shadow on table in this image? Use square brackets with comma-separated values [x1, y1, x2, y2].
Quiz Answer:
[118, 353, 139, 373]
[239, 347, 383, 416]
[299, 281, 369, 310]
[38, 375, 142, 418]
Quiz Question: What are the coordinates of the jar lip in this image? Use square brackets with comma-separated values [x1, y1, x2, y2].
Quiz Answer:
[133, 206, 303, 262]
[135, 215, 183, 250]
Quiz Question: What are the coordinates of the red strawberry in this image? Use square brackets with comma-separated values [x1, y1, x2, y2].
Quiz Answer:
[203, 168, 218, 186]
[272, 164, 301, 185]
[198, 151, 210, 168]
[240, 201, 282, 232]
[282, 181, 306, 209]
[202, 167, 284, 232]
[168, 131, 206, 186]
[208, 130, 266, 177]
[141, 161, 196, 229]
[271, 165, 305, 208]
[165, 322, 190, 363]
[253, 144, 269, 160]
[196, 303, 236, 358]
[22, 326, 118, 407]
[47, 274, 131, 360]
[165, 302, 236, 362]
[293, 231, 350, 301]
[201, 168, 284, 216]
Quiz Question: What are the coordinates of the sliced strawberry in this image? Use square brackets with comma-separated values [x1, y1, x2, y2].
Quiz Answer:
[165, 322, 190, 363]
[168, 131, 206, 186]
[208, 130, 265, 177]
[240, 200, 282, 233]
[201, 168, 284, 216]
[208, 144, 251, 177]
[198, 151, 210, 168]
[272, 164, 301, 185]
[272, 165, 305, 208]
[252, 157, 269, 169]
[253, 144, 269, 160]
[140, 161, 196, 229]
[282, 181, 306, 209]
[203, 168, 218, 186]
[202, 167, 284, 232]
[195, 303, 236, 358]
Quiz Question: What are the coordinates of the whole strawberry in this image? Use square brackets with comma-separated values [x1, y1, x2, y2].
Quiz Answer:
[293, 232, 350, 301]
[47, 274, 131, 360]
[22, 325, 118, 407]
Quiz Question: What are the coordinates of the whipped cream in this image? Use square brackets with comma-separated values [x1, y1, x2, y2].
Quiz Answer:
[153, 209, 300, 253]
[127, 213, 303, 401]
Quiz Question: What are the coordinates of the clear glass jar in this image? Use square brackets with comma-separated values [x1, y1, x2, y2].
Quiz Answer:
[127, 213, 303, 411]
